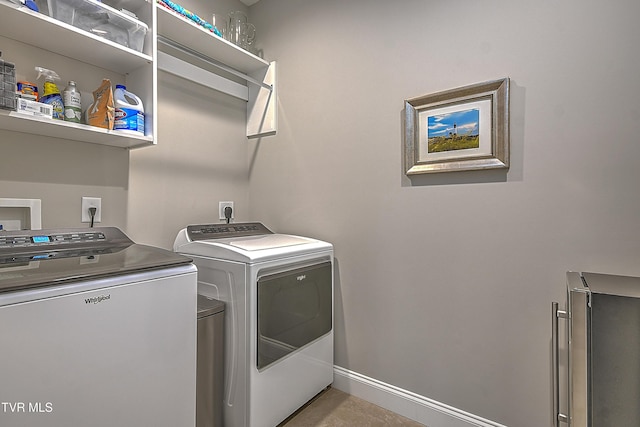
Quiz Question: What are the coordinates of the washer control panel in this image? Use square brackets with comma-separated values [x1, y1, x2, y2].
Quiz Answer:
[0, 232, 106, 248]
[187, 222, 273, 241]
[0, 227, 131, 254]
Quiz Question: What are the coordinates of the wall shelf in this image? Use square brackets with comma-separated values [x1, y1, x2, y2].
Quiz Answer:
[0, 0, 156, 149]
[0, 4, 152, 73]
[0, 0, 275, 146]
[0, 110, 153, 149]
[156, 5, 268, 74]
[156, 4, 277, 138]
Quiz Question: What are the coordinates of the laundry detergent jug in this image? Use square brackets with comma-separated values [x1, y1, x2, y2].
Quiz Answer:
[113, 85, 144, 135]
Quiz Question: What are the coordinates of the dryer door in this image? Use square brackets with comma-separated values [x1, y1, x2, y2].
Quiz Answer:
[257, 261, 332, 370]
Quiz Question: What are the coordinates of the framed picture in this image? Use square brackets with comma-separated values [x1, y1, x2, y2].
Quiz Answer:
[404, 78, 509, 175]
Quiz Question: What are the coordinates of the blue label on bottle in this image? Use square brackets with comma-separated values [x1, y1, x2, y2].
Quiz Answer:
[41, 93, 64, 120]
[114, 107, 144, 133]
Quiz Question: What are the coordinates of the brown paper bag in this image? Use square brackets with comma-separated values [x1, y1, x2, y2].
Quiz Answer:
[86, 79, 114, 130]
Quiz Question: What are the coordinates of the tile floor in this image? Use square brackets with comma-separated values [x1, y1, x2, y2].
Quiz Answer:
[279, 387, 425, 427]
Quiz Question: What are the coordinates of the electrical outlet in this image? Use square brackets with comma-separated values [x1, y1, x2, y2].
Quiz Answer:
[219, 201, 234, 221]
[81, 197, 102, 223]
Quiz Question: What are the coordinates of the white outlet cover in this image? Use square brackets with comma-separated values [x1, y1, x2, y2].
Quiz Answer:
[81, 197, 102, 223]
[219, 201, 234, 220]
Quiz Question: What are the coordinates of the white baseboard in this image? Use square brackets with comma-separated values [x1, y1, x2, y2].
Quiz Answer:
[332, 366, 508, 427]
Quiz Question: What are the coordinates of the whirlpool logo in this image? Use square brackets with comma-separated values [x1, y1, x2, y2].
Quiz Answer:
[296, 275, 306, 282]
[85, 294, 111, 305]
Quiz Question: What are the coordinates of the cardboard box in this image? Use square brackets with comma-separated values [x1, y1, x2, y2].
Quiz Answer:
[16, 98, 54, 119]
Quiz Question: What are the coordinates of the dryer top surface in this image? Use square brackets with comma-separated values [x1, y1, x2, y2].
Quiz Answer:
[227, 234, 312, 251]
[174, 224, 333, 263]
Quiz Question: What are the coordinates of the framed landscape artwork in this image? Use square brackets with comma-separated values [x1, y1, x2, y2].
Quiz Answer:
[404, 78, 510, 175]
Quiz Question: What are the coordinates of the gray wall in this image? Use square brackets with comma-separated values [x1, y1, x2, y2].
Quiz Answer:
[0, 35, 130, 229]
[127, 0, 251, 247]
[246, 0, 640, 426]
[3, 0, 640, 426]
[126, 71, 249, 246]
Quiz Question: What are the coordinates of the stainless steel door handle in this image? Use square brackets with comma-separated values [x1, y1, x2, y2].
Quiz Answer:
[552, 302, 569, 426]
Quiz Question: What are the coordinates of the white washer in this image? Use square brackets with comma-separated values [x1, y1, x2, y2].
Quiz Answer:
[174, 222, 334, 427]
[0, 227, 197, 427]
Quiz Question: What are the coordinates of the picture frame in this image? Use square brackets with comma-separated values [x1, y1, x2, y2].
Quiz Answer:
[404, 78, 509, 175]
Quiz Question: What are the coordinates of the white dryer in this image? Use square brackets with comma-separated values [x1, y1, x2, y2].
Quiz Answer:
[174, 222, 333, 427]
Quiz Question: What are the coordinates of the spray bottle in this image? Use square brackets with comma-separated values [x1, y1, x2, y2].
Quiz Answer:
[35, 66, 64, 120]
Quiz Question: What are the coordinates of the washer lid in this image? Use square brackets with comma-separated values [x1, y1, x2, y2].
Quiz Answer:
[0, 227, 192, 293]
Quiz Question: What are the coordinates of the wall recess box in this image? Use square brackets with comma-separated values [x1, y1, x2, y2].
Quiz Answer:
[0, 198, 42, 231]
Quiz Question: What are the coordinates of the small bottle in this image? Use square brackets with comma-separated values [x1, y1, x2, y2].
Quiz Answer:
[63, 81, 82, 123]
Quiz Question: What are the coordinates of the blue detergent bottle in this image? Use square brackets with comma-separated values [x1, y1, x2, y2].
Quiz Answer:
[113, 85, 144, 135]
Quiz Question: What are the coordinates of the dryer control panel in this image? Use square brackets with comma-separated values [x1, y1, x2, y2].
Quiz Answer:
[186, 222, 273, 241]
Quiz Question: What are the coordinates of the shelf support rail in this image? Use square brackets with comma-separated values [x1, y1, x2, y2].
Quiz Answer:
[157, 35, 273, 92]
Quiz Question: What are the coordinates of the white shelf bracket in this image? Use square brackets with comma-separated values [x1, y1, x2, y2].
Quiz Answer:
[248, 61, 277, 138]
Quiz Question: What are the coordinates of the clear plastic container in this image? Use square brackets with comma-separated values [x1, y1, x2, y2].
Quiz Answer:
[47, 0, 148, 52]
